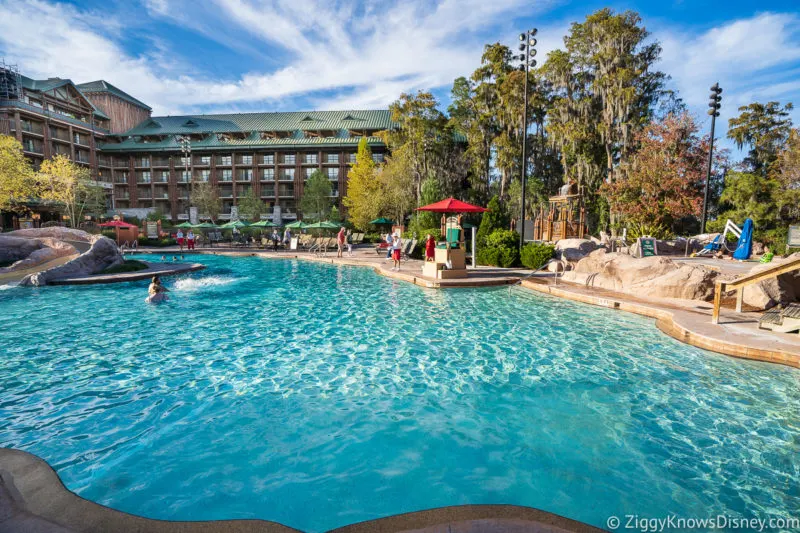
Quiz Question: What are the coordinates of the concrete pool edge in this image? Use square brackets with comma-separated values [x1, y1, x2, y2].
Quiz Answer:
[0, 448, 605, 533]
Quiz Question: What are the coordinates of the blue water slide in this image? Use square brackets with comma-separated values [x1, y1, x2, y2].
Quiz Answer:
[732, 218, 754, 260]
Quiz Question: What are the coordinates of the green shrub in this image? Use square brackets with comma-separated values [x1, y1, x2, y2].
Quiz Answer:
[100, 230, 117, 240]
[137, 236, 177, 247]
[521, 242, 555, 270]
[477, 229, 520, 267]
[99, 260, 148, 274]
[362, 232, 382, 243]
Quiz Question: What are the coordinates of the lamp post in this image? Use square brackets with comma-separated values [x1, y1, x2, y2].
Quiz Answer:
[517, 28, 538, 250]
[701, 83, 722, 234]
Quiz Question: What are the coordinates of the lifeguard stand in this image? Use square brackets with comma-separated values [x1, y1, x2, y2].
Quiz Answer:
[533, 181, 587, 242]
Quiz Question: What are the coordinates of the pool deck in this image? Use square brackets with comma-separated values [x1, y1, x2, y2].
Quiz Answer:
[48, 261, 206, 285]
[0, 448, 603, 533]
[128, 246, 800, 366]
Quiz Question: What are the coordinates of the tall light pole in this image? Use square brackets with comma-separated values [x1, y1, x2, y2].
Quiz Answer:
[701, 83, 722, 234]
[517, 29, 537, 250]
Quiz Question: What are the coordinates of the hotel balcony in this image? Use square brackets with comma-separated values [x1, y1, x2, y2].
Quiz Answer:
[20, 122, 44, 136]
[152, 157, 171, 168]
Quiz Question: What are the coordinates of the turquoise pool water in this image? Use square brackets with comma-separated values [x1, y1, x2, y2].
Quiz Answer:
[1, 255, 799, 532]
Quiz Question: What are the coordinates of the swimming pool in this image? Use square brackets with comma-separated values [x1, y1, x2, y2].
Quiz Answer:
[1, 255, 798, 532]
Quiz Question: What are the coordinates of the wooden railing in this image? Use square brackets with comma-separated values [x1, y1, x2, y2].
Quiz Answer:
[712, 257, 800, 323]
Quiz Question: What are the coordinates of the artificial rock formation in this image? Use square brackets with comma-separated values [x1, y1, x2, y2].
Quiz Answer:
[0, 238, 77, 274]
[555, 239, 603, 268]
[20, 236, 123, 286]
[562, 249, 719, 300]
[742, 253, 800, 310]
[0, 235, 45, 264]
[7, 226, 95, 242]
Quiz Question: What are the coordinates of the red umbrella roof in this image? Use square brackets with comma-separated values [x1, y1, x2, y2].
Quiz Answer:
[416, 197, 488, 213]
[98, 220, 137, 228]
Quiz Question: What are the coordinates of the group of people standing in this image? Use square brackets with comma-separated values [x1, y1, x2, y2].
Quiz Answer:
[337, 227, 354, 258]
[269, 228, 293, 251]
[175, 229, 195, 251]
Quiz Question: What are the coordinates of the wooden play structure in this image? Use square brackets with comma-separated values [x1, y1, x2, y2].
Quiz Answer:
[532, 182, 587, 242]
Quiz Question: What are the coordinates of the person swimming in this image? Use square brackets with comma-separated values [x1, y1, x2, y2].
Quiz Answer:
[145, 275, 169, 304]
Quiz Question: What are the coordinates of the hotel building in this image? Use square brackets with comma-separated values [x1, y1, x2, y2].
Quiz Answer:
[0, 64, 390, 226]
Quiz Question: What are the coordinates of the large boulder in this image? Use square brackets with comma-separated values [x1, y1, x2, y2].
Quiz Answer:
[742, 253, 800, 310]
[0, 235, 44, 264]
[7, 227, 96, 243]
[563, 249, 719, 300]
[0, 238, 77, 273]
[19, 237, 123, 286]
[555, 238, 603, 267]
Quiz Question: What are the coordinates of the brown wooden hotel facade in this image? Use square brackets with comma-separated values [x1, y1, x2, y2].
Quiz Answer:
[0, 67, 389, 224]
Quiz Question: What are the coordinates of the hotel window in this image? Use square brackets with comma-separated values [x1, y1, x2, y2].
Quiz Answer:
[262, 168, 274, 181]
[283, 153, 295, 164]
[220, 169, 233, 182]
[326, 153, 339, 164]
[303, 153, 318, 164]
[238, 169, 253, 181]
[181, 170, 191, 182]
[115, 171, 128, 184]
[372, 153, 384, 163]
[240, 154, 253, 165]
[139, 171, 151, 183]
[137, 156, 150, 167]
[198, 155, 211, 165]
[262, 154, 274, 165]
[218, 155, 232, 166]
[158, 171, 169, 182]
[348, 153, 357, 163]
[326, 168, 339, 180]
[281, 168, 295, 180]
[304, 168, 315, 179]
[199, 170, 210, 182]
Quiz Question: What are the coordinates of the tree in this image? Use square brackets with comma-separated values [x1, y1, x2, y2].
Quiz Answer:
[378, 148, 415, 226]
[715, 171, 779, 233]
[600, 113, 708, 236]
[38, 155, 106, 227]
[0, 134, 38, 213]
[476, 195, 506, 247]
[343, 137, 380, 229]
[237, 187, 266, 221]
[771, 128, 800, 224]
[727, 101, 794, 175]
[329, 205, 341, 223]
[190, 180, 221, 222]
[300, 169, 332, 221]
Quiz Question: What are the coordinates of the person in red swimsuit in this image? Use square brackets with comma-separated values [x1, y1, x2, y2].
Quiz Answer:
[425, 234, 436, 262]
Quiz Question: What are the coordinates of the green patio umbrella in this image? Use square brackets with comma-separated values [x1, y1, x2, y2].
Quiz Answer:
[220, 220, 251, 229]
[192, 222, 220, 229]
[175, 222, 194, 228]
[369, 217, 394, 225]
[284, 220, 307, 229]
[250, 219, 278, 228]
[305, 221, 341, 230]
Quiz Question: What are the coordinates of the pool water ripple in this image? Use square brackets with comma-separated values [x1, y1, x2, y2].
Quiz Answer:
[1, 255, 799, 532]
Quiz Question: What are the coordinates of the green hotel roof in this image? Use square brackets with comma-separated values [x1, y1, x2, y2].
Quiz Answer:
[18, 75, 113, 121]
[98, 110, 395, 152]
[76, 80, 152, 111]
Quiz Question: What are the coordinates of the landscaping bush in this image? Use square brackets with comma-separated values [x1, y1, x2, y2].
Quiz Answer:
[362, 232, 383, 243]
[477, 229, 519, 268]
[99, 259, 148, 274]
[137, 236, 177, 247]
[520, 242, 555, 270]
[476, 195, 505, 248]
[100, 230, 117, 240]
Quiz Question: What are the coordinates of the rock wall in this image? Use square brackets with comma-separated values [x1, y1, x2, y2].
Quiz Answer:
[0, 235, 44, 264]
[19, 237, 123, 286]
[0, 238, 77, 274]
[742, 253, 800, 310]
[562, 249, 719, 300]
[7, 227, 96, 243]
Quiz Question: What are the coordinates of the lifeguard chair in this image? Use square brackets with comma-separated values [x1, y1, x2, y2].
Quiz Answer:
[533, 181, 587, 242]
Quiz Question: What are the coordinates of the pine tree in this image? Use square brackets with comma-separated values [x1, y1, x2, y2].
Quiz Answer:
[299, 169, 331, 221]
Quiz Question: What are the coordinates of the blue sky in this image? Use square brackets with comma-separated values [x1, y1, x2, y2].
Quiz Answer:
[0, 0, 799, 152]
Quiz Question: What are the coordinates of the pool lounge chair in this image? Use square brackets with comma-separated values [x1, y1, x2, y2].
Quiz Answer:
[697, 234, 722, 256]
[402, 239, 418, 262]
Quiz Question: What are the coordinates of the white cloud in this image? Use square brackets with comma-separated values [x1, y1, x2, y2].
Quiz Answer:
[0, 0, 559, 115]
[656, 12, 800, 142]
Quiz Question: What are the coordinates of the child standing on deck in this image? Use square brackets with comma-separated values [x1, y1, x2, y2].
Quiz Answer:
[391, 234, 402, 271]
